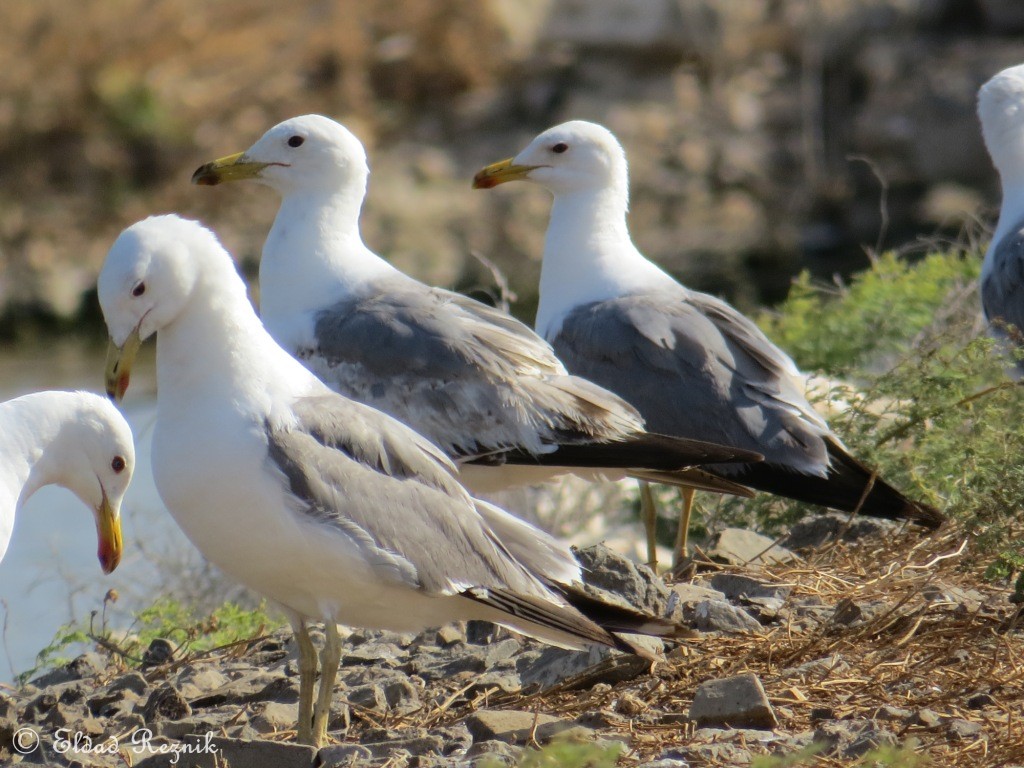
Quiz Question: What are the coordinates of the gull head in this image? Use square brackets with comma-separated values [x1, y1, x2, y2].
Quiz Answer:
[191, 114, 370, 197]
[473, 120, 628, 198]
[979, 63, 1024, 181]
[20, 392, 135, 574]
[99, 215, 225, 401]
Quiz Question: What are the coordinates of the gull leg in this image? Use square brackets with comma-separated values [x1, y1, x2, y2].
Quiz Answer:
[290, 617, 318, 745]
[639, 480, 659, 570]
[673, 487, 697, 567]
[312, 620, 342, 746]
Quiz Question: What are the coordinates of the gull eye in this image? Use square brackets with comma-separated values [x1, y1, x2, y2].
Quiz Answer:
[111, 456, 126, 474]
[552, 142, 568, 154]
[132, 282, 146, 297]
[287, 136, 305, 148]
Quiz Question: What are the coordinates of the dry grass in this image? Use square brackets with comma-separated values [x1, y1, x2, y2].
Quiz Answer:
[398, 524, 1022, 767]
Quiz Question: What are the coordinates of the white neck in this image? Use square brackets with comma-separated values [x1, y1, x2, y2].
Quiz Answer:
[259, 189, 399, 348]
[535, 187, 671, 338]
[156, 269, 312, 417]
[0, 397, 77, 519]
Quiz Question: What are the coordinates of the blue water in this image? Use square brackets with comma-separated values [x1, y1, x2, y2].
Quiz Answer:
[0, 340, 202, 684]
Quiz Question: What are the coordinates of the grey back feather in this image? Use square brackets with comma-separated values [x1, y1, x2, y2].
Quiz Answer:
[551, 286, 832, 475]
[301, 280, 647, 459]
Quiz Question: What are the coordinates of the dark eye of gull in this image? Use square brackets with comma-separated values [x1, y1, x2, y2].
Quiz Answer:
[287, 136, 305, 148]
[552, 142, 568, 154]
[111, 456, 126, 473]
[132, 282, 146, 297]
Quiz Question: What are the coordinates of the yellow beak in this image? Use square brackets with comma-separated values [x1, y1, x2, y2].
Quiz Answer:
[95, 491, 123, 574]
[191, 151, 269, 186]
[105, 326, 142, 402]
[472, 158, 539, 189]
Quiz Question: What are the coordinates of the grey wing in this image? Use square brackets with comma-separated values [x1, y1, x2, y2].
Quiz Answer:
[982, 226, 1024, 371]
[302, 281, 646, 459]
[265, 393, 560, 598]
[551, 289, 831, 474]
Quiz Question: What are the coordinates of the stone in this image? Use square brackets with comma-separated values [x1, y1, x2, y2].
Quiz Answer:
[685, 599, 763, 633]
[910, 708, 942, 728]
[667, 582, 726, 608]
[319, 743, 374, 765]
[380, 676, 421, 714]
[706, 528, 796, 566]
[29, 653, 105, 688]
[708, 573, 791, 602]
[573, 544, 671, 614]
[176, 666, 229, 699]
[141, 638, 175, 669]
[873, 705, 912, 721]
[142, 684, 192, 722]
[782, 513, 893, 550]
[107, 672, 148, 697]
[843, 728, 898, 758]
[251, 701, 299, 734]
[465, 709, 580, 744]
[363, 734, 444, 758]
[781, 654, 849, 679]
[465, 739, 523, 764]
[688, 673, 778, 729]
[967, 692, 996, 709]
[345, 683, 388, 712]
[947, 719, 984, 740]
[436, 625, 466, 646]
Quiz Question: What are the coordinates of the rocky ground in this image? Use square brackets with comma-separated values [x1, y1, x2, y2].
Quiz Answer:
[1, 514, 1020, 768]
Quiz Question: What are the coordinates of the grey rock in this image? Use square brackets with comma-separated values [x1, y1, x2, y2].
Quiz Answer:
[319, 743, 373, 765]
[29, 653, 105, 688]
[251, 701, 298, 734]
[574, 544, 671, 614]
[107, 672, 148, 697]
[967, 692, 996, 709]
[23, 692, 57, 722]
[688, 673, 778, 729]
[345, 683, 388, 712]
[782, 513, 894, 550]
[190, 671, 295, 707]
[843, 728, 898, 758]
[380, 676, 421, 714]
[341, 642, 405, 667]
[517, 645, 610, 689]
[873, 705, 912, 721]
[708, 573, 792, 602]
[667, 582, 726, 610]
[921, 583, 985, 612]
[685, 599, 762, 633]
[706, 528, 796, 566]
[465, 739, 523, 764]
[910, 708, 942, 728]
[948, 719, 985, 739]
[436, 625, 466, 646]
[465, 709, 582, 745]
[141, 638, 175, 669]
[663, 743, 754, 765]
[176, 666, 229, 699]
[363, 733, 444, 758]
[466, 670, 522, 695]
[142, 684, 192, 722]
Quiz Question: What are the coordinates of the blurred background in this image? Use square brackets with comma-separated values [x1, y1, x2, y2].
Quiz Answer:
[1, 0, 1023, 678]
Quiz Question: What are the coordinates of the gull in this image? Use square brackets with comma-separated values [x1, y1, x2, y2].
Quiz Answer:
[473, 120, 945, 561]
[100, 214, 698, 746]
[979, 62, 1024, 376]
[0, 390, 132, 572]
[190, 115, 761, 562]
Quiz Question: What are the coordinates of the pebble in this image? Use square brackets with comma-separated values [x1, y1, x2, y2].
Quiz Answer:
[688, 673, 778, 729]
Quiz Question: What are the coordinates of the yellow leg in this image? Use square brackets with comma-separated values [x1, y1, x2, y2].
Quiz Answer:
[291, 618, 317, 745]
[639, 480, 658, 570]
[312, 620, 342, 746]
[673, 487, 696, 567]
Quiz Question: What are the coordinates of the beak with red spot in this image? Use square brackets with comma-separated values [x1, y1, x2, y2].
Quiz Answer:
[105, 326, 142, 402]
[471, 158, 542, 189]
[95, 489, 123, 574]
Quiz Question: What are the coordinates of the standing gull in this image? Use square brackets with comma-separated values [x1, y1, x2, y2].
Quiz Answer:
[190, 115, 761, 560]
[979, 62, 1024, 375]
[100, 215, 697, 746]
[0, 390, 132, 572]
[473, 120, 945, 560]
